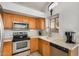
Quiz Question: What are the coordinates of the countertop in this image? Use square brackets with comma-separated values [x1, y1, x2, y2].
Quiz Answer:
[4, 35, 79, 50]
[3, 38, 12, 42]
[30, 36, 79, 50]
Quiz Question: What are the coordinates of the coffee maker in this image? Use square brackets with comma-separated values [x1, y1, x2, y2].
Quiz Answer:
[65, 31, 76, 44]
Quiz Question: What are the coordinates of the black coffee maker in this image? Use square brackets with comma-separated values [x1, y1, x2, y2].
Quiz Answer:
[65, 31, 75, 44]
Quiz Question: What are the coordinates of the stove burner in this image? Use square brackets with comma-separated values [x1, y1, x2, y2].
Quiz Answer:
[13, 32, 30, 42]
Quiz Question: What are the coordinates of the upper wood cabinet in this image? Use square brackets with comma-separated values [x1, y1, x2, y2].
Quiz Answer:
[28, 17, 36, 29]
[17, 15, 23, 22]
[36, 18, 45, 30]
[12, 14, 23, 22]
[3, 13, 45, 30]
[40, 18, 45, 30]
[3, 13, 29, 29]
[36, 19, 40, 29]
[22, 16, 28, 23]
[3, 13, 13, 29]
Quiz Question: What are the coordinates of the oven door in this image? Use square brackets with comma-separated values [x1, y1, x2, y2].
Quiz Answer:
[13, 40, 30, 54]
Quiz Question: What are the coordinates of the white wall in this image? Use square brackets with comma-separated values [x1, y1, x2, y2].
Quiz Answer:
[45, 2, 79, 55]
[46, 2, 79, 40]
[0, 2, 46, 18]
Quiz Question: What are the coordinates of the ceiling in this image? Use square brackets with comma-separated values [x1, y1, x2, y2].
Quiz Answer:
[14, 2, 51, 12]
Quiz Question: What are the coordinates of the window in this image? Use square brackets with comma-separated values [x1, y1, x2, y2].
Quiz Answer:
[51, 14, 59, 33]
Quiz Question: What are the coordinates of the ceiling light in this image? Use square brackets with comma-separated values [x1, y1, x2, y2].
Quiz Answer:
[48, 2, 58, 16]
[48, 2, 58, 11]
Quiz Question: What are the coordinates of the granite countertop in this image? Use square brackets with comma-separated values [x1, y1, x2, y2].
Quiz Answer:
[4, 35, 79, 50]
[30, 36, 79, 50]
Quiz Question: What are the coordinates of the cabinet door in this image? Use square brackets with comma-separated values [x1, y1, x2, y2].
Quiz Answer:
[3, 41, 12, 56]
[36, 19, 41, 29]
[13, 15, 21, 22]
[12, 14, 29, 23]
[18, 15, 27, 22]
[42, 40, 51, 56]
[22, 16, 28, 23]
[40, 18, 45, 30]
[38, 39, 43, 55]
[36, 18, 45, 30]
[3, 13, 13, 29]
[18, 15, 24, 22]
[28, 17, 36, 29]
[30, 38, 38, 53]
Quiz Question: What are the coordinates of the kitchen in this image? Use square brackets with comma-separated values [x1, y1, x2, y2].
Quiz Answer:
[0, 2, 79, 56]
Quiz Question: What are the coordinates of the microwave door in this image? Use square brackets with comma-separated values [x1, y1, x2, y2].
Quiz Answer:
[13, 22, 28, 30]
[0, 5, 4, 56]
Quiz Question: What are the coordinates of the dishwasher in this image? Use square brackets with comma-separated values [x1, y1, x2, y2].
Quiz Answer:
[50, 43, 78, 56]
[50, 43, 69, 56]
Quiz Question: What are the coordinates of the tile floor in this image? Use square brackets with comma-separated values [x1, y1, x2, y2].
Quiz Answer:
[30, 52, 41, 56]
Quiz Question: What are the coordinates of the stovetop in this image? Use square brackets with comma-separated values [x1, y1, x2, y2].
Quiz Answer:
[12, 35, 30, 42]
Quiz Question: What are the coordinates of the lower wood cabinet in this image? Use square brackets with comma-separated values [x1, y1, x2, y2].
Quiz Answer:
[38, 39, 43, 54]
[3, 41, 12, 56]
[42, 40, 51, 56]
[38, 39, 51, 56]
[30, 38, 51, 56]
[30, 38, 38, 53]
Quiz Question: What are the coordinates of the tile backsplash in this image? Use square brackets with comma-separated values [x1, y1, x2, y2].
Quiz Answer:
[4, 30, 13, 38]
[4, 30, 39, 39]
[27, 30, 39, 37]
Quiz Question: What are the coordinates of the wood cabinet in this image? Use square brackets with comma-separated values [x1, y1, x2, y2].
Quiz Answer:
[11, 14, 24, 22]
[3, 13, 45, 30]
[3, 13, 29, 29]
[36, 18, 45, 30]
[17, 15, 23, 22]
[3, 13, 13, 29]
[30, 38, 51, 56]
[36, 18, 40, 29]
[38, 39, 43, 55]
[30, 38, 38, 53]
[38, 39, 51, 56]
[3, 41, 12, 56]
[42, 40, 51, 56]
[22, 16, 28, 23]
[3, 13, 24, 29]
[40, 18, 45, 30]
[29, 17, 36, 29]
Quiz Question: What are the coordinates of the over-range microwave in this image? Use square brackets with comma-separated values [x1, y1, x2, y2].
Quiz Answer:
[12, 21, 29, 30]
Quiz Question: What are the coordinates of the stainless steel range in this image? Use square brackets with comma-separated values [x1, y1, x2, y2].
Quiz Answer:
[12, 32, 30, 56]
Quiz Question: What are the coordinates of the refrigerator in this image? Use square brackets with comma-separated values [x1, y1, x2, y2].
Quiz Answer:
[0, 4, 4, 56]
